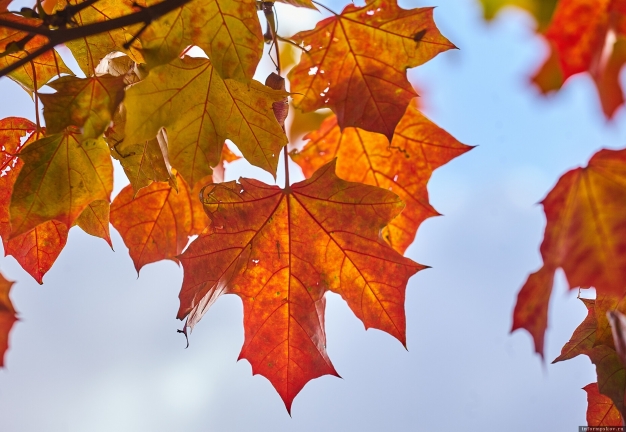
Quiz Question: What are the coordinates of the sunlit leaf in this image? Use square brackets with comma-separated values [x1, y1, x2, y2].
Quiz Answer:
[513, 148, 626, 356]
[544, 0, 611, 79]
[75, 200, 112, 247]
[584, 382, 623, 426]
[178, 160, 423, 410]
[292, 100, 471, 253]
[110, 173, 208, 272]
[63, 0, 144, 75]
[40, 75, 125, 140]
[0, 13, 72, 91]
[5, 221, 69, 284]
[106, 105, 175, 194]
[551, 297, 626, 419]
[124, 56, 288, 185]
[138, 0, 263, 81]
[10, 129, 113, 237]
[0, 118, 69, 283]
[553, 298, 597, 363]
[288, 0, 454, 138]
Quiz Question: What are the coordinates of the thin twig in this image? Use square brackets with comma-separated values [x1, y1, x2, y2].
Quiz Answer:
[311, 0, 338, 16]
[277, 36, 308, 53]
[283, 136, 290, 190]
[261, 2, 280, 72]
[30, 61, 41, 131]
[0, 0, 194, 78]
[0, 19, 51, 36]
[266, 4, 289, 190]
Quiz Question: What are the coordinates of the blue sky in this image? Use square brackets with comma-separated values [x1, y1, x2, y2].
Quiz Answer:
[1, 0, 625, 430]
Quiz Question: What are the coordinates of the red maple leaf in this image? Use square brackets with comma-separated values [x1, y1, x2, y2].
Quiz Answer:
[177, 161, 423, 410]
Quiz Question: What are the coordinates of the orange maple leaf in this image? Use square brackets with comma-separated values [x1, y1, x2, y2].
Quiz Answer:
[0, 118, 69, 284]
[110, 174, 209, 272]
[9, 128, 113, 237]
[513, 148, 626, 357]
[584, 382, 623, 426]
[4, 221, 69, 284]
[137, 0, 263, 82]
[553, 298, 597, 363]
[177, 160, 423, 411]
[292, 100, 472, 253]
[0, 271, 16, 367]
[553, 298, 626, 419]
[288, 0, 454, 139]
[74, 200, 112, 247]
[530, 0, 626, 118]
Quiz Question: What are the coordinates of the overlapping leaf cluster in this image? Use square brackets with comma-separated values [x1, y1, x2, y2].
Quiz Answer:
[488, 0, 626, 424]
[513, 149, 626, 425]
[481, 0, 626, 119]
[0, 0, 467, 409]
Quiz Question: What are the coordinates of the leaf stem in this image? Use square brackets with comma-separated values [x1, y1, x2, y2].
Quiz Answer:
[30, 61, 41, 131]
[262, 2, 289, 190]
[283, 143, 290, 191]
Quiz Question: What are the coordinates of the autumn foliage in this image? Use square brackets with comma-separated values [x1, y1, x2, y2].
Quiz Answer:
[483, 0, 626, 425]
[0, 0, 471, 411]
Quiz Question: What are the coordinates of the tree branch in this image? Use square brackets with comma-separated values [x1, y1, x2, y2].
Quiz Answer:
[0, 18, 51, 36]
[0, 0, 194, 78]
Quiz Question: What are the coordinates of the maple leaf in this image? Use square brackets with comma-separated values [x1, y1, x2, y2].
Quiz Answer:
[553, 298, 597, 363]
[553, 298, 626, 418]
[110, 173, 208, 272]
[0, 13, 72, 91]
[9, 128, 113, 237]
[523, 0, 626, 118]
[584, 382, 623, 426]
[543, 0, 612, 79]
[4, 221, 69, 284]
[123, 56, 288, 185]
[288, 0, 454, 139]
[177, 160, 423, 410]
[292, 100, 471, 253]
[0, 271, 16, 367]
[96, 54, 141, 85]
[0, 118, 69, 283]
[74, 200, 112, 247]
[62, 0, 144, 75]
[588, 345, 626, 419]
[513, 148, 626, 357]
[106, 105, 176, 194]
[39, 75, 125, 140]
[594, 38, 626, 119]
[137, 0, 263, 81]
